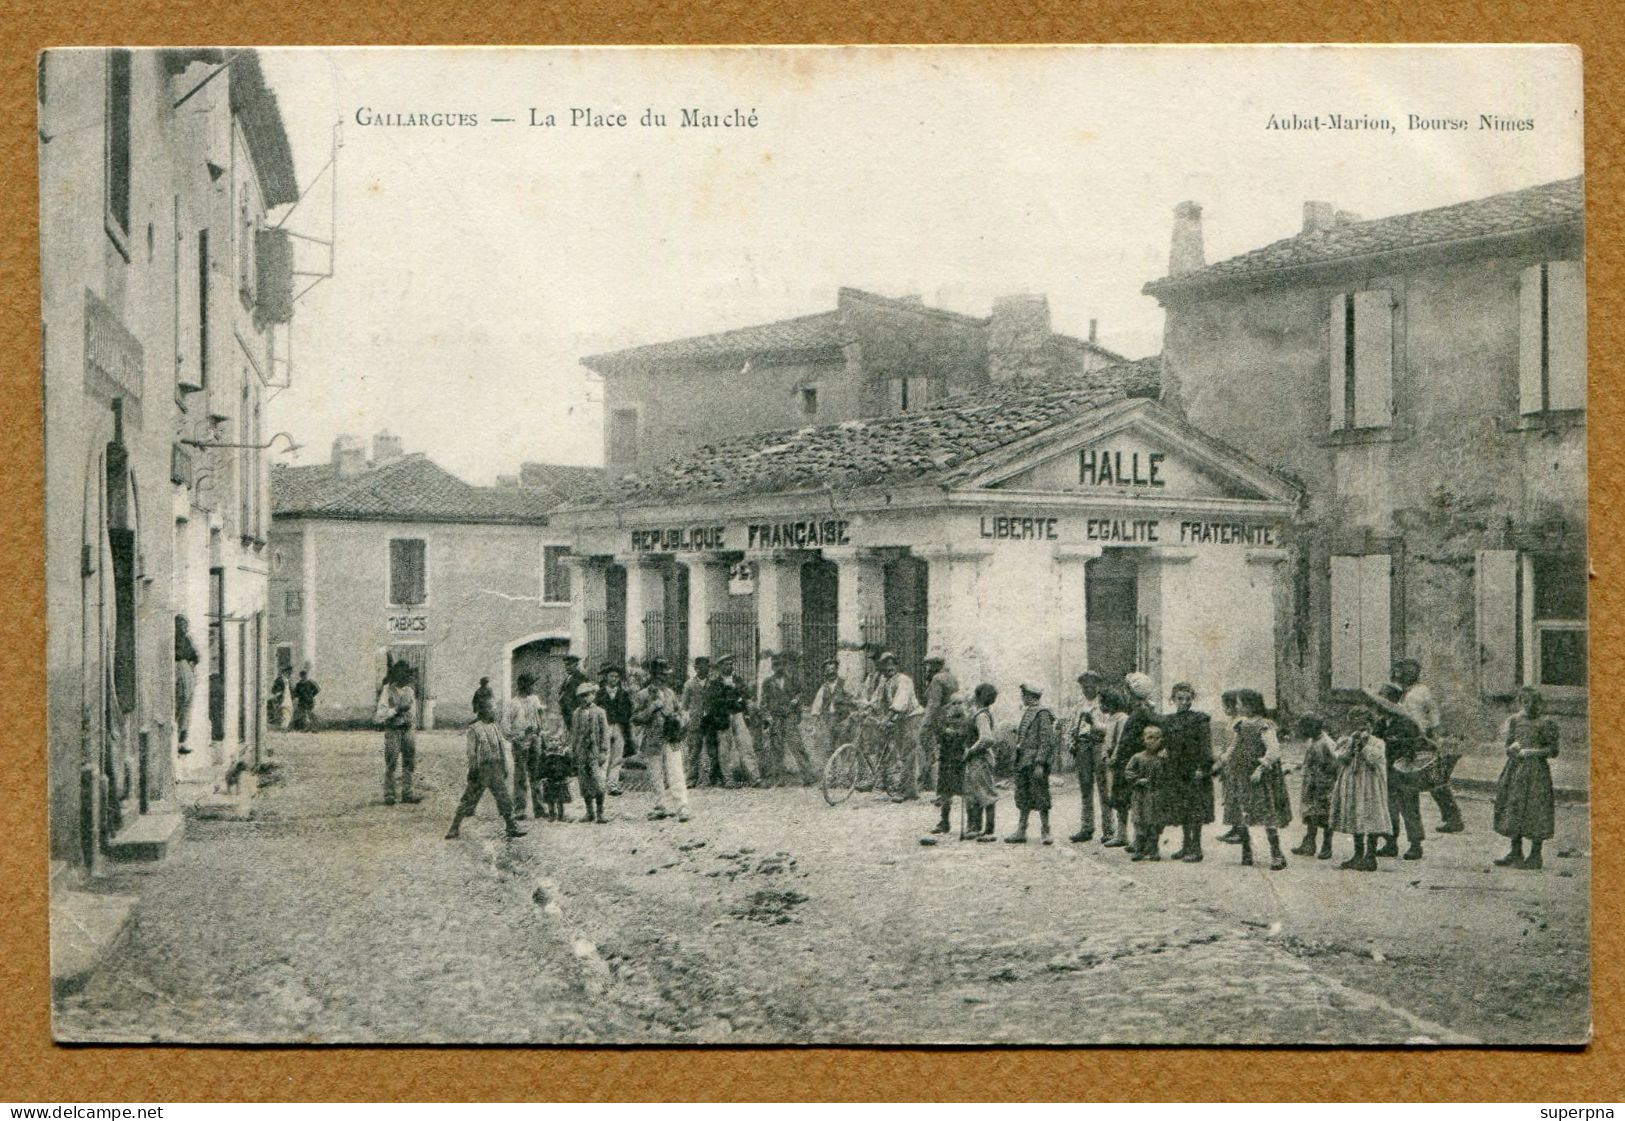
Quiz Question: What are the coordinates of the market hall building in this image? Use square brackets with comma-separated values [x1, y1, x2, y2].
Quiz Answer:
[549, 358, 1301, 714]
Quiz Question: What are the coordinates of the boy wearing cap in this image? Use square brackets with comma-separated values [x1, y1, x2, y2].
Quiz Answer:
[570, 681, 612, 823]
[1006, 683, 1060, 844]
[709, 653, 763, 788]
[446, 696, 525, 840]
[372, 661, 421, 806]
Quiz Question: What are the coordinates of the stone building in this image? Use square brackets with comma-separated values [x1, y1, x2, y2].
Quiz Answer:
[549, 357, 1303, 722]
[582, 287, 1124, 475]
[1144, 177, 1587, 744]
[42, 48, 297, 876]
[269, 435, 578, 727]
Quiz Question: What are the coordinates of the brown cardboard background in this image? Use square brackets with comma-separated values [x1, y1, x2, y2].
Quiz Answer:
[1, 3, 1618, 1103]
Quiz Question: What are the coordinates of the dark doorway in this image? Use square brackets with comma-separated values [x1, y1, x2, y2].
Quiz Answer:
[604, 564, 628, 673]
[883, 554, 930, 697]
[1086, 549, 1140, 684]
[511, 637, 570, 713]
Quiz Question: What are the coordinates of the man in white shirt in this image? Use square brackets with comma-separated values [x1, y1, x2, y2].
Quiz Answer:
[500, 672, 546, 819]
[1394, 658, 1464, 833]
[872, 651, 923, 802]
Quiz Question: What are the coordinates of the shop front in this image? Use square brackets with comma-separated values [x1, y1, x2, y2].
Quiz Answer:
[552, 398, 1301, 713]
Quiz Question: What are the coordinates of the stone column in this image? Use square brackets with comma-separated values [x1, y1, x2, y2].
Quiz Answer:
[614, 554, 668, 666]
[1053, 544, 1103, 685]
[566, 555, 609, 660]
[915, 543, 994, 689]
[675, 553, 730, 666]
[749, 550, 809, 680]
[1141, 546, 1197, 703]
[824, 546, 886, 687]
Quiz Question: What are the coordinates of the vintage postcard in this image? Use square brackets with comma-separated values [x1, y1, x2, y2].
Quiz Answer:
[42, 45, 1588, 1045]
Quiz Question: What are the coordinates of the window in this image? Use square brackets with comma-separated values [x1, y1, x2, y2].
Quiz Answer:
[389, 538, 428, 606]
[284, 589, 303, 615]
[542, 545, 572, 604]
[1327, 290, 1394, 431]
[1519, 261, 1586, 414]
[104, 49, 132, 256]
[887, 376, 939, 414]
[800, 385, 819, 415]
[1475, 549, 1587, 697]
[608, 408, 639, 465]
[1329, 554, 1392, 690]
[196, 229, 210, 389]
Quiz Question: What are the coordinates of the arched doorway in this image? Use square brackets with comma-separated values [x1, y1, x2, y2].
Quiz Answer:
[507, 633, 571, 712]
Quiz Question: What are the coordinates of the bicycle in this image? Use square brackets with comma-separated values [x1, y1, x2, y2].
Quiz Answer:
[821, 708, 907, 805]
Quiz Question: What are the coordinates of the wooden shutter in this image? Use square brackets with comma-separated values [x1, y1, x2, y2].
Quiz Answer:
[1545, 260, 1586, 411]
[1476, 549, 1519, 697]
[1518, 264, 1544, 414]
[1329, 555, 1362, 688]
[1328, 293, 1348, 431]
[1358, 554, 1392, 688]
[1352, 289, 1394, 428]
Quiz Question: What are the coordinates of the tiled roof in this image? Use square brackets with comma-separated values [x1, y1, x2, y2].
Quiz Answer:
[581, 288, 1126, 372]
[517, 462, 611, 502]
[272, 454, 559, 524]
[570, 356, 1162, 507]
[582, 311, 848, 371]
[1145, 177, 1584, 296]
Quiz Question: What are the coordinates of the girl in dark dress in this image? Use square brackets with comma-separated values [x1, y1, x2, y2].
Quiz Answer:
[1159, 682, 1214, 862]
[961, 684, 1001, 842]
[1291, 713, 1339, 859]
[1220, 689, 1292, 869]
[1493, 687, 1560, 870]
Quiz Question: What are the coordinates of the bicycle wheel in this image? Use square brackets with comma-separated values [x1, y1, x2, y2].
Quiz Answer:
[875, 740, 905, 798]
[822, 742, 861, 806]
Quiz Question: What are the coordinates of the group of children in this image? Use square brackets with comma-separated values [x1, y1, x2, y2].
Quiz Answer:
[930, 672, 1564, 876]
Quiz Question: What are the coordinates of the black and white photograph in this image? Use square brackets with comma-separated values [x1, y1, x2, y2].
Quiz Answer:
[41, 44, 1588, 1045]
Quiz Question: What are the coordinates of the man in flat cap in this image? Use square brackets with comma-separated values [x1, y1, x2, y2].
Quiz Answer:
[872, 651, 924, 802]
[1068, 670, 1108, 843]
[557, 654, 587, 732]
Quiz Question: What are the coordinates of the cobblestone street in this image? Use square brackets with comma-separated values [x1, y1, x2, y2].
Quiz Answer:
[55, 729, 1590, 1044]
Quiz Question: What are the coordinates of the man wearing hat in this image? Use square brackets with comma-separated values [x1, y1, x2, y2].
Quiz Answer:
[1006, 683, 1060, 844]
[633, 657, 690, 821]
[557, 654, 588, 732]
[371, 660, 421, 806]
[1067, 670, 1108, 843]
[501, 672, 546, 818]
[681, 656, 715, 786]
[1107, 672, 1160, 847]
[570, 680, 612, 823]
[760, 654, 815, 786]
[872, 651, 924, 802]
[920, 654, 959, 800]
[599, 663, 634, 796]
[707, 653, 763, 787]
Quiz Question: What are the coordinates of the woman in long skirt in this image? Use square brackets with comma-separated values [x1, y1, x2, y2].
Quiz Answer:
[1493, 686, 1560, 870]
[1329, 707, 1392, 871]
[1215, 690, 1244, 843]
[961, 684, 1001, 842]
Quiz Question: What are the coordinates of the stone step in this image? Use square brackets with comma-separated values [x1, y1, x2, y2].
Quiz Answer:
[105, 810, 185, 863]
[51, 889, 137, 999]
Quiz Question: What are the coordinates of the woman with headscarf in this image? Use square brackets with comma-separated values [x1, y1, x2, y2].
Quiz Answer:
[1107, 673, 1158, 852]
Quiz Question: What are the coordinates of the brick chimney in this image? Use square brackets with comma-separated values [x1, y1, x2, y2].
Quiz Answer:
[1169, 202, 1205, 277]
[332, 433, 367, 477]
[372, 429, 404, 465]
[1303, 201, 1336, 234]
[987, 294, 1054, 382]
